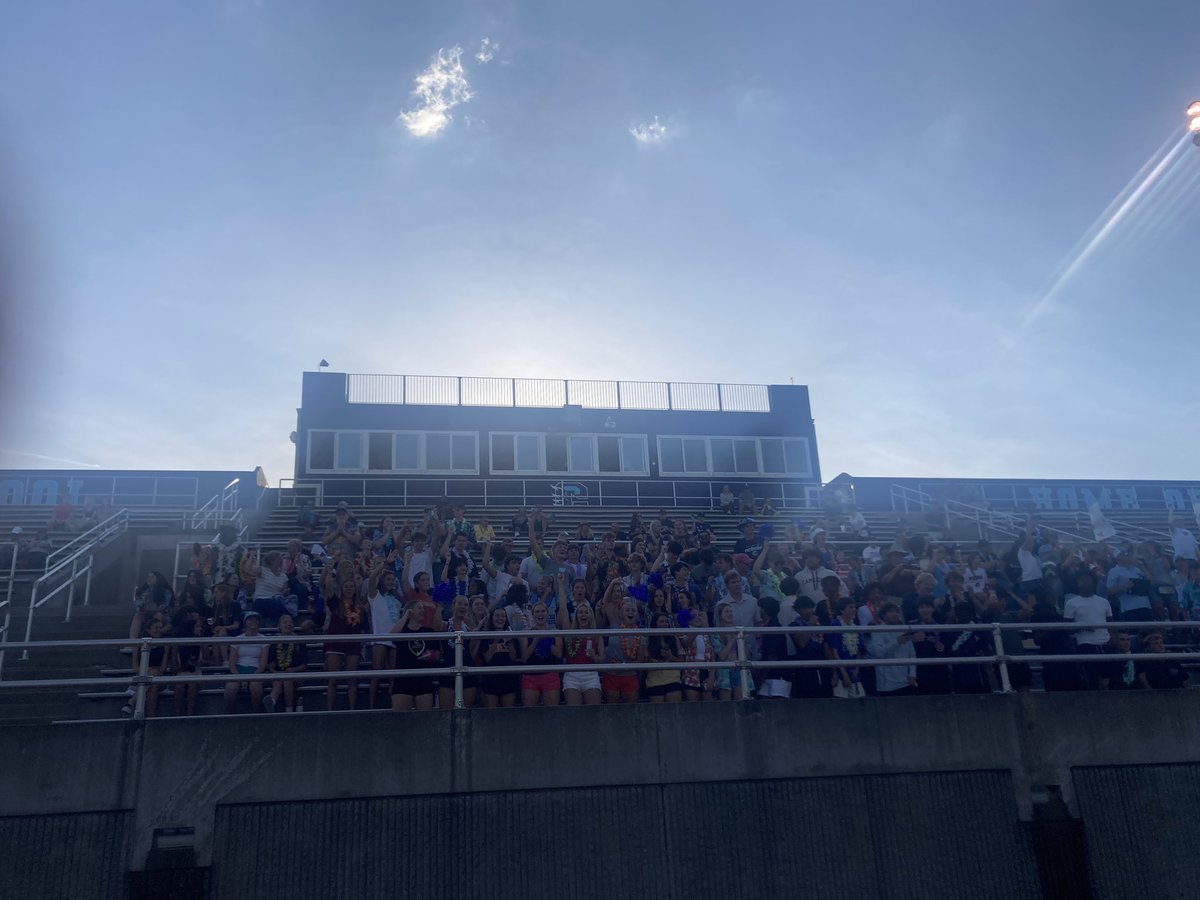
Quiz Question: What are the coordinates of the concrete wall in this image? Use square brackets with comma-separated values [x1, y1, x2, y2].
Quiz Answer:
[4, 693, 1200, 898]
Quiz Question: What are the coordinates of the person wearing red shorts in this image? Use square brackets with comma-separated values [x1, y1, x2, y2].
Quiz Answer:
[519, 601, 562, 707]
[602, 599, 644, 703]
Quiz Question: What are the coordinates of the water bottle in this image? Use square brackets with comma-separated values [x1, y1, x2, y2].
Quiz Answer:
[296, 697, 304, 713]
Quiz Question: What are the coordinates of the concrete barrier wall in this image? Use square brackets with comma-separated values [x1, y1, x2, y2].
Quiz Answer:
[3, 693, 1200, 898]
[210, 774, 1040, 900]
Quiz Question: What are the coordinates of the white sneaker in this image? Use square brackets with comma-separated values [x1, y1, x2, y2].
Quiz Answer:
[263, 695, 276, 713]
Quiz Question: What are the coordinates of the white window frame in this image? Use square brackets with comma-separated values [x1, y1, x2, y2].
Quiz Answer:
[656, 435, 812, 478]
[306, 429, 479, 475]
[488, 432, 545, 474]
[486, 433, 650, 476]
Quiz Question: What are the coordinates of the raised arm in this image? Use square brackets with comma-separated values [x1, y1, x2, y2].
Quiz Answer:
[751, 540, 771, 583]
[555, 571, 570, 629]
[480, 542, 497, 577]
[528, 518, 546, 563]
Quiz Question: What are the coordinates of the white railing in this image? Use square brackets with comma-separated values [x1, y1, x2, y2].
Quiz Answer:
[344, 374, 773, 412]
[890, 484, 934, 513]
[11, 509, 131, 666]
[192, 478, 242, 532]
[890, 485, 1094, 544]
[278, 477, 817, 511]
[5, 621, 1200, 719]
[0, 542, 17, 679]
[44, 509, 128, 572]
[18, 549, 96, 663]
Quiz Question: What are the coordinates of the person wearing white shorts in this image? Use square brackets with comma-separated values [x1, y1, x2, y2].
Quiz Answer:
[563, 670, 602, 693]
[561, 601, 604, 705]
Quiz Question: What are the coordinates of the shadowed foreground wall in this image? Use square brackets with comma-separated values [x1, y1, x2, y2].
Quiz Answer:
[210, 773, 1039, 900]
[4, 693, 1200, 898]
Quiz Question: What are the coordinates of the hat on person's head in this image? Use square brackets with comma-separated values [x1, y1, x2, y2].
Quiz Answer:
[243, 610, 261, 620]
[733, 553, 753, 567]
[886, 548, 905, 556]
[737, 517, 756, 528]
[336, 501, 350, 510]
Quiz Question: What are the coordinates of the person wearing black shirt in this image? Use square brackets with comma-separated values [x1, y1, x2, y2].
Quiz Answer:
[1137, 632, 1189, 689]
[911, 598, 951, 694]
[391, 603, 441, 711]
[733, 519, 764, 561]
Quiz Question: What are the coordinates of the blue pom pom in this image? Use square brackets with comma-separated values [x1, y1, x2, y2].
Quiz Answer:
[648, 571, 664, 589]
[628, 584, 649, 602]
[758, 522, 775, 540]
[432, 581, 455, 604]
[676, 608, 695, 627]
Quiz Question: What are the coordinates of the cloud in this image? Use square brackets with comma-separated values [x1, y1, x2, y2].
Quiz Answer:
[398, 46, 474, 138]
[475, 38, 497, 64]
[630, 116, 672, 145]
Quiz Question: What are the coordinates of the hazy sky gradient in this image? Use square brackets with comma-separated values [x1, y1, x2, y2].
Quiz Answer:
[1, 1, 1198, 483]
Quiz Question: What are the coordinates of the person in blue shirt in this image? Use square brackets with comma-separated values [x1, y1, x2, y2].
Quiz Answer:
[1106, 549, 1152, 622]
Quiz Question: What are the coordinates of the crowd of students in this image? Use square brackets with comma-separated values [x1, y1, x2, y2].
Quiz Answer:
[123, 503, 1198, 715]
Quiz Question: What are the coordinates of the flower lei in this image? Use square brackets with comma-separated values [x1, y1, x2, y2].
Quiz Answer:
[566, 636, 583, 659]
[275, 642, 296, 670]
[843, 630, 860, 657]
[343, 603, 361, 628]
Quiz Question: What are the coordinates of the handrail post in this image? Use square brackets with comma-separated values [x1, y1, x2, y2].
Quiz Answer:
[991, 624, 1012, 693]
[21, 582, 38, 661]
[735, 627, 750, 701]
[64, 558, 77, 623]
[133, 640, 151, 720]
[4, 544, 15, 611]
[0, 610, 10, 679]
[83, 557, 93, 608]
[453, 633, 464, 710]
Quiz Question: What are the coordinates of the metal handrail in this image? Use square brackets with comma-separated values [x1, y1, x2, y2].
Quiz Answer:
[191, 477, 241, 531]
[44, 509, 128, 572]
[14, 512, 126, 664]
[7, 620, 1200, 719]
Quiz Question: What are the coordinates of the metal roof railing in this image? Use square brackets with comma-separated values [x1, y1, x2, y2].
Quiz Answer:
[344, 374, 773, 413]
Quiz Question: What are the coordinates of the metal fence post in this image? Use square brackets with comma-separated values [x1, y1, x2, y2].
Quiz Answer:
[0, 610, 10, 679]
[21, 582, 38, 661]
[991, 624, 1012, 693]
[735, 627, 751, 701]
[4, 546, 15, 611]
[83, 557, 93, 608]
[133, 639, 151, 720]
[454, 633, 464, 709]
[64, 558, 77, 623]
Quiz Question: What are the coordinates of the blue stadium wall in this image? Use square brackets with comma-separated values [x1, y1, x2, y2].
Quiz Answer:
[292, 372, 822, 509]
[0, 469, 266, 508]
[845, 475, 1200, 512]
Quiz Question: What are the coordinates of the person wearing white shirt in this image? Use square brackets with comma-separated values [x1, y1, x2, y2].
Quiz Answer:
[1063, 571, 1112, 688]
[1012, 528, 1043, 591]
[402, 534, 433, 591]
[1171, 525, 1198, 562]
[795, 549, 848, 602]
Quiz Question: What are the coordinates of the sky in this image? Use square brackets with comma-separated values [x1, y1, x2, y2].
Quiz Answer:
[0, 0, 1198, 484]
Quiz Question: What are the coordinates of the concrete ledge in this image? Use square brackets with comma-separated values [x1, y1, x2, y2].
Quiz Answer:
[3, 691, 1200, 871]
